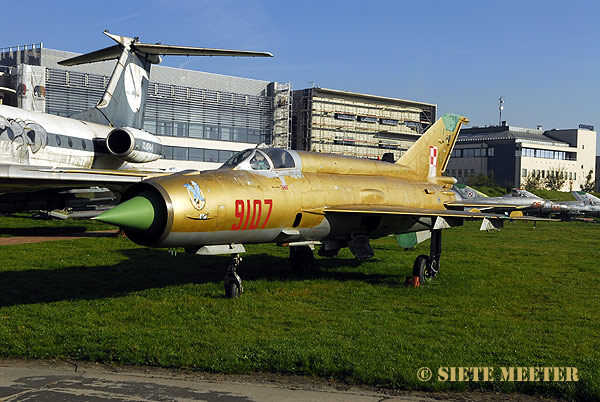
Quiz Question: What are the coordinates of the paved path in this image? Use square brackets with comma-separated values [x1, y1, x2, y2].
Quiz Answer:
[0, 230, 119, 246]
[0, 359, 561, 402]
[0, 360, 437, 402]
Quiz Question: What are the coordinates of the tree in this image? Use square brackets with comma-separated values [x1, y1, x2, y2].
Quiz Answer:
[523, 172, 542, 191]
[544, 167, 566, 191]
[581, 169, 595, 193]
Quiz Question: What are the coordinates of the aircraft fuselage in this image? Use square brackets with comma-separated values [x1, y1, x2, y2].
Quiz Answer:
[110, 149, 458, 250]
[0, 104, 121, 169]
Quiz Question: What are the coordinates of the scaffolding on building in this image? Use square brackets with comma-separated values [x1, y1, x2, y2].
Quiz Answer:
[292, 87, 436, 160]
[271, 82, 292, 149]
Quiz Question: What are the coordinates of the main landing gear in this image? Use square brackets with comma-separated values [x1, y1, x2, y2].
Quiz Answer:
[224, 254, 243, 298]
[289, 245, 315, 275]
[412, 229, 442, 284]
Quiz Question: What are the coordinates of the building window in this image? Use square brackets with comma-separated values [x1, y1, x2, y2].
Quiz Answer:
[458, 169, 462, 177]
[488, 148, 494, 157]
[173, 147, 188, 161]
[204, 149, 219, 162]
[221, 126, 233, 141]
[470, 169, 475, 176]
[162, 146, 173, 159]
[205, 125, 220, 140]
[335, 113, 355, 121]
[157, 121, 173, 136]
[189, 124, 204, 138]
[189, 148, 204, 161]
[175, 122, 188, 137]
[451, 169, 456, 177]
[143, 120, 156, 133]
[234, 127, 248, 143]
[247, 129, 261, 144]
[219, 150, 234, 163]
[522, 169, 527, 177]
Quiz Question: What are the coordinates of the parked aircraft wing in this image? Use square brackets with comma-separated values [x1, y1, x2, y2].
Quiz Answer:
[321, 204, 554, 221]
[444, 202, 524, 209]
[0, 164, 164, 194]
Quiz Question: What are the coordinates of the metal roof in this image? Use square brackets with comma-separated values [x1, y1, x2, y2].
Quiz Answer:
[458, 126, 570, 147]
[308, 87, 436, 108]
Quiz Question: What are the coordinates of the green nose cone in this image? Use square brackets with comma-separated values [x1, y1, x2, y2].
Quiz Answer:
[94, 196, 155, 230]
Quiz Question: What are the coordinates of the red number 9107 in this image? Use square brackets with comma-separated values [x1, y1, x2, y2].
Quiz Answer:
[231, 199, 273, 231]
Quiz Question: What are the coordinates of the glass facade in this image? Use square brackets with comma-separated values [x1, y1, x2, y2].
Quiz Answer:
[143, 83, 272, 147]
[45, 68, 274, 163]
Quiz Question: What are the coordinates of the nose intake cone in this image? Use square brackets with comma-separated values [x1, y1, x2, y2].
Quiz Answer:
[94, 196, 155, 230]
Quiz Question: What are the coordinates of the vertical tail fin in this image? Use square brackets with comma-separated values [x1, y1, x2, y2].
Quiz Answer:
[58, 31, 273, 129]
[59, 32, 152, 129]
[397, 113, 468, 181]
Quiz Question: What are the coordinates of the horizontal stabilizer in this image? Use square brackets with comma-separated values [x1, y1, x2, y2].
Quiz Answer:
[58, 31, 273, 67]
[58, 45, 122, 66]
[133, 43, 273, 58]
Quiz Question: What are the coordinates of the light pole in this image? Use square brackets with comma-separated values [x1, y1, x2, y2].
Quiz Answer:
[498, 96, 504, 126]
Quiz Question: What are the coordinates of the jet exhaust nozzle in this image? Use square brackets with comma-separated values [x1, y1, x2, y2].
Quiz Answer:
[105, 127, 162, 163]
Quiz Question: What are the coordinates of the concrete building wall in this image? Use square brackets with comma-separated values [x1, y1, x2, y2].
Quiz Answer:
[447, 125, 597, 191]
[596, 156, 600, 192]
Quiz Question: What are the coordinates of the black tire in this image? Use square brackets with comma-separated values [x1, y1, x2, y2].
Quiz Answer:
[225, 281, 240, 298]
[290, 246, 315, 275]
[412, 254, 430, 284]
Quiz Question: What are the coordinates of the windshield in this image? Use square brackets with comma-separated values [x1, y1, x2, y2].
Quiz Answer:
[222, 149, 253, 168]
[264, 148, 295, 169]
[221, 148, 294, 171]
[249, 151, 271, 170]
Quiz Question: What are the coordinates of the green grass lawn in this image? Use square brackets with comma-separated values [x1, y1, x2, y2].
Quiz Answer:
[0, 215, 598, 400]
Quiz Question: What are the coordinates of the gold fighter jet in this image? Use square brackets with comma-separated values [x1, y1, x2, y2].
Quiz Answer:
[95, 114, 543, 297]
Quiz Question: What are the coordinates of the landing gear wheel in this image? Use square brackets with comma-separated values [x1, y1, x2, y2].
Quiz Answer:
[290, 246, 315, 275]
[224, 254, 243, 298]
[412, 254, 437, 284]
[412, 254, 429, 284]
[225, 280, 241, 298]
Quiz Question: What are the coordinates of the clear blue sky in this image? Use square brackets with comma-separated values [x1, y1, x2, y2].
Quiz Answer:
[2, 0, 599, 153]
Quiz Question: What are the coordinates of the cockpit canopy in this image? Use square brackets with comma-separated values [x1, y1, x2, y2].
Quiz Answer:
[221, 148, 296, 171]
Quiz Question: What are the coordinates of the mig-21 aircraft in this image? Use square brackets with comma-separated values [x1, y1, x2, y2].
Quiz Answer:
[95, 114, 551, 297]
[533, 191, 600, 220]
[450, 186, 600, 220]
[0, 31, 272, 212]
[448, 185, 546, 214]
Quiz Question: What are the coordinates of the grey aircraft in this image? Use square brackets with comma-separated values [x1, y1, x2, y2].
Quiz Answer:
[449, 185, 600, 220]
[446, 185, 545, 215]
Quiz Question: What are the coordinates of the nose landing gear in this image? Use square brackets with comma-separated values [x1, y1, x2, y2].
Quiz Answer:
[224, 254, 243, 298]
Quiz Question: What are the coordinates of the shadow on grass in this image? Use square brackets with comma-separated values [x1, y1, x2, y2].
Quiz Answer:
[0, 249, 406, 307]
